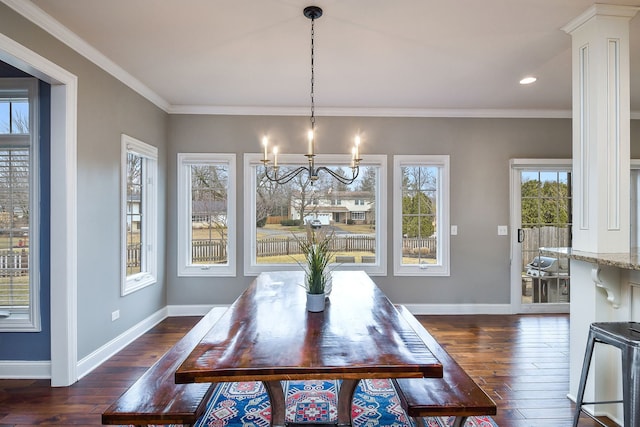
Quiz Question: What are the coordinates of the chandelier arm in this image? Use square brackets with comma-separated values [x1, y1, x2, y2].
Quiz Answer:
[263, 165, 312, 185]
[315, 166, 360, 185]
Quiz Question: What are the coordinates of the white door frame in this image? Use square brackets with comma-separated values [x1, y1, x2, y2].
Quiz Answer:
[509, 159, 571, 314]
[0, 33, 78, 386]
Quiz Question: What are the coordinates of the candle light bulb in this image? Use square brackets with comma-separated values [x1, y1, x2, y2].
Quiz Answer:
[273, 146, 278, 167]
[351, 147, 356, 168]
[307, 130, 314, 155]
[262, 136, 268, 161]
[354, 135, 360, 159]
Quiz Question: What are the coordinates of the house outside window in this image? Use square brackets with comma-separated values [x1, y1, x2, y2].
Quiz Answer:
[244, 153, 386, 275]
[393, 155, 450, 276]
[0, 78, 40, 331]
[177, 153, 235, 277]
[121, 134, 157, 295]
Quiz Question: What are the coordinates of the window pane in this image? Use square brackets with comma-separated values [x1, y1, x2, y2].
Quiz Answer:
[0, 97, 28, 135]
[126, 153, 142, 276]
[190, 164, 229, 265]
[0, 101, 9, 134]
[401, 166, 438, 265]
[0, 148, 30, 309]
[255, 165, 377, 265]
[11, 100, 29, 134]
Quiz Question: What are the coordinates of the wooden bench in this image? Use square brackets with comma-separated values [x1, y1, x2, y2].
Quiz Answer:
[392, 305, 497, 427]
[102, 307, 227, 426]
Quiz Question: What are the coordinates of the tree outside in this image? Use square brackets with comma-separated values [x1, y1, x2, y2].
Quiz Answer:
[521, 174, 570, 228]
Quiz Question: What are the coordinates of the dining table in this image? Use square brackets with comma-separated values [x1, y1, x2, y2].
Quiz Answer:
[175, 270, 443, 426]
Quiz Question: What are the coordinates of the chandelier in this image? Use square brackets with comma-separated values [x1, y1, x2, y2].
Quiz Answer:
[260, 5, 362, 185]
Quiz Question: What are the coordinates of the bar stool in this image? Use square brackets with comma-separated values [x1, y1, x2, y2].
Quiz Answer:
[572, 322, 640, 427]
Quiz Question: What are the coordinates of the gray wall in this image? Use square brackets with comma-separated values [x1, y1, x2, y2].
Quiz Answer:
[0, 3, 169, 361]
[2, 0, 640, 365]
[166, 115, 574, 306]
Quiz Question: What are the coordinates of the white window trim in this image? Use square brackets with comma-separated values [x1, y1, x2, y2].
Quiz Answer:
[393, 155, 450, 276]
[121, 134, 157, 295]
[244, 153, 387, 276]
[0, 77, 40, 331]
[177, 153, 236, 277]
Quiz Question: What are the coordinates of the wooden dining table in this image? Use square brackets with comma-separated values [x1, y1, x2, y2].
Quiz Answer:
[175, 270, 443, 426]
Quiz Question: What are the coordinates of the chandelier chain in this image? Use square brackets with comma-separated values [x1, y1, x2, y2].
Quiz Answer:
[310, 15, 315, 130]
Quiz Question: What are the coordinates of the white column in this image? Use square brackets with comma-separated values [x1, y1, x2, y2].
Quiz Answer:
[563, 5, 638, 420]
[563, 4, 637, 253]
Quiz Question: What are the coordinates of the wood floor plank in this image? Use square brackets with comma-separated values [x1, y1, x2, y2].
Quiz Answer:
[417, 314, 610, 427]
[0, 313, 611, 426]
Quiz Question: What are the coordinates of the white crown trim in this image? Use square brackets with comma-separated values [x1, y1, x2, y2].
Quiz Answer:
[169, 105, 575, 119]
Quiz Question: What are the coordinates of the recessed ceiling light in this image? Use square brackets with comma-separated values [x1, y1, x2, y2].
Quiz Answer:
[520, 76, 537, 85]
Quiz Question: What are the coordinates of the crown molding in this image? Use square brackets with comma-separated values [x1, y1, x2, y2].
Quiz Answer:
[1, 0, 170, 112]
[563, 4, 640, 34]
[169, 104, 575, 119]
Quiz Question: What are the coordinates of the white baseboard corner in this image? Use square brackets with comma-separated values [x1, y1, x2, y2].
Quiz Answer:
[76, 306, 168, 380]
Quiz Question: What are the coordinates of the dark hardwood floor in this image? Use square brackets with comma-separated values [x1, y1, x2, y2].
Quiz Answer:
[0, 313, 614, 426]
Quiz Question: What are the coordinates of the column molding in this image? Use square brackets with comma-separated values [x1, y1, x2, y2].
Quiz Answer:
[563, 4, 638, 253]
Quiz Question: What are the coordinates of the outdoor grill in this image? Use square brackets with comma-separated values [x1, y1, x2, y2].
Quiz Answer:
[525, 256, 568, 278]
[524, 256, 570, 303]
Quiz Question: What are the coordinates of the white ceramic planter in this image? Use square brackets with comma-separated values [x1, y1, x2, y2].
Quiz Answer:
[306, 292, 326, 312]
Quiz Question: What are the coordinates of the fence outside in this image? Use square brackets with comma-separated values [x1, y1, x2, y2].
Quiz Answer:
[192, 239, 227, 263]
[520, 226, 570, 270]
[0, 249, 29, 277]
[257, 235, 376, 258]
[402, 237, 437, 258]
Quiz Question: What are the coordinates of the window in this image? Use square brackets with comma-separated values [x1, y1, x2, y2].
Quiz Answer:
[394, 155, 450, 276]
[351, 212, 365, 221]
[244, 153, 386, 276]
[177, 153, 235, 276]
[121, 134, 157, 295]
[0, 78, 40, 331]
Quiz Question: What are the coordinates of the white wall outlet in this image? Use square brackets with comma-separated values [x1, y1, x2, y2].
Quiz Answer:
[451, 225, 458, 235]
[111, 310, 120, 321]
[497, 225, 508, 236]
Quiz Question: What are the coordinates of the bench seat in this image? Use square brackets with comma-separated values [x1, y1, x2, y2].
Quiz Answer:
[102, 307, 226, 426]
[392, 305, 497, 427]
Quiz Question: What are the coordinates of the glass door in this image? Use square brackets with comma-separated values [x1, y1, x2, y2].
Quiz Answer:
[510, 162, 571, 313]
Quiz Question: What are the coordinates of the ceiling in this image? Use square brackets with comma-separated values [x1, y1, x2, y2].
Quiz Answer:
[19, 0, 640, 116]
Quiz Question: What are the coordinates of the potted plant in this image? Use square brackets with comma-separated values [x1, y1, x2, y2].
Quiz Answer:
[296, 223, 334, 312]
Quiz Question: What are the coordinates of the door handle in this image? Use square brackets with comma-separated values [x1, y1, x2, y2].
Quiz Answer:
[517, 228, 525, 243]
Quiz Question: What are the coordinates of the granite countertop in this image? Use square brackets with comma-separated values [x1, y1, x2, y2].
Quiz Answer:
[540, 247, 640, 271]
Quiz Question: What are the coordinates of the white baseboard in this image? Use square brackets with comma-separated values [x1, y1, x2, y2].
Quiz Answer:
[0, 360, 51, 379]
[404, 303, 512, 315]
[76, 306, 168, 380]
